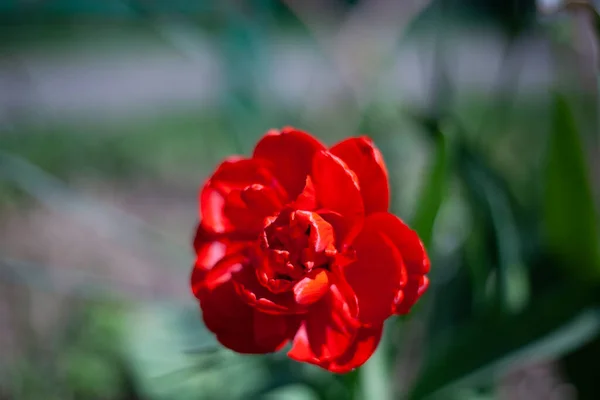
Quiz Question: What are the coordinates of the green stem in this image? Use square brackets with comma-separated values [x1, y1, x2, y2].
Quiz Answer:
[359, 325, 392, 400]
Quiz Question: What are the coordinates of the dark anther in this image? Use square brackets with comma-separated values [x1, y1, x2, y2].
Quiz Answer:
[274, 273, 293, 281]
[270, 236, 284, 249]
[305, 225, 311, 235]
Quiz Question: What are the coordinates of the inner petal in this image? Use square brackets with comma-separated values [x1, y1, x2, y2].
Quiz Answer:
[200, 158, 287, 235]
[222, 184, 283, 234]
[293, 269, 330, 306]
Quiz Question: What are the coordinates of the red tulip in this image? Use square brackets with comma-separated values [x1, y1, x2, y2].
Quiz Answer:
[191, 128, 429, 373]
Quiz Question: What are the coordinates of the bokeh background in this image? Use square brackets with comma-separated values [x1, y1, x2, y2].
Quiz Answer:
[1, 0, 600, 399]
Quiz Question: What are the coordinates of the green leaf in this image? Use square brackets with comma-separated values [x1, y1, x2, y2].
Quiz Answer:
[563, 334, 600, 399]
[411, 123, 452, 248]
[543, 94, 600, 281]
[409, 284, 600, 400]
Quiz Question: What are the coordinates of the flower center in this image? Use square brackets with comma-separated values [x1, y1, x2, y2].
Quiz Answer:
[256, 209, 337, 293]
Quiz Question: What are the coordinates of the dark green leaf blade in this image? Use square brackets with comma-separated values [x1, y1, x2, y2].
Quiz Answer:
[409, 285, 599, 400]
[543, 94, 600, 281]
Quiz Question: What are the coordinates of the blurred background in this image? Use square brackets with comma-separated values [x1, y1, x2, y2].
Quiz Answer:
[1, 0, 600, 399]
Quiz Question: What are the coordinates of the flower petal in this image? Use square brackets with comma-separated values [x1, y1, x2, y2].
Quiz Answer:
[352, 213, 429, 315]
[319, 326, 383, 373]
[195, 251, 246, 293]
[200, 158, 286, 235]
[394, 275, 430, 315]
[343, 223, 407, 326]
[288, 284, 359, 363]
[293, 269, 330, 306]
[290, 210, 336, 258]
[293, 176, 317, 211]
[193, 225, 228, 270]
[193, 224, 253, 263]
[318, 210, 360, 250]
[330, 136, 390, 214]
[233, 262, 304, 315]
[240, 184, 283, 216]
[312, 151, 364, 245]
[360, 212, 430, 275]
[253, 310, 301, 351]
[191, 222, 256, 294]
[253, 127, 326, 200]
[222, 184, 283, 232]
[200, 278, 297, 354]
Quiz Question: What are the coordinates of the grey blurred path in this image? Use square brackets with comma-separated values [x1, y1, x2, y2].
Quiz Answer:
[0, 28, 555, 124]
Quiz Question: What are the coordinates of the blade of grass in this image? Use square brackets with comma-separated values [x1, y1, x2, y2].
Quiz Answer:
[411, 123, 452, 248]
[457, 143, 528, 314]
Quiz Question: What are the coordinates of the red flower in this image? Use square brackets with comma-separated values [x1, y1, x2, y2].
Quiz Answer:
[191, 128, 429, 373]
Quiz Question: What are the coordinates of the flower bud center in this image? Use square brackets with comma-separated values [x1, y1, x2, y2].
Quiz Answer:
[257, 209, 337, 292]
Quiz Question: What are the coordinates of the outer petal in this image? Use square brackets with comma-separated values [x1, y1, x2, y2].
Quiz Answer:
[233, 262, 305, 315]
[394, 275, 430, 315]
[330, 136, 390, 215]
[358, 213, 429, 315]
[312, 151, 364, 246]
[193, 225, 227, 270]
[199, 277, 298, 354]
[191, 224, 252, 287]
[254, 311, 300, 351]
[191, 237, 248, 298]
[319, 326, 383, 373]
[362, 212, 430, 275]
[253, 127, 326, 200]
[343, 218, 407, 326]
[288, 284, 359, 364]
[200, 158, 286, 235]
